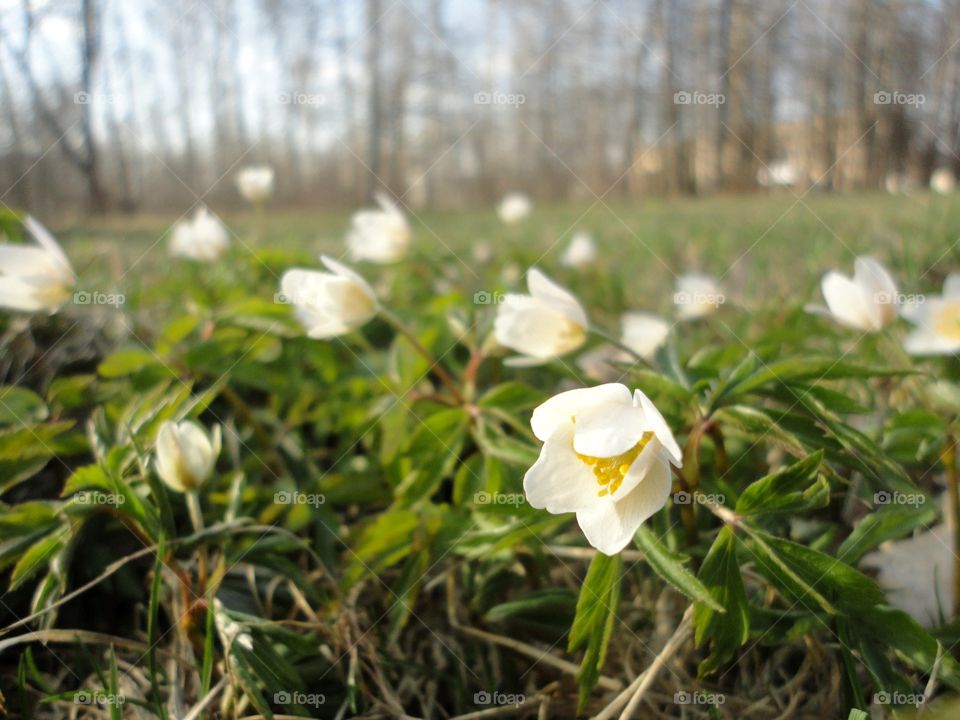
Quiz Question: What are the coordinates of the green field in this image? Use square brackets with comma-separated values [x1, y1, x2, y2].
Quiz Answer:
[3, 191, 960, 719]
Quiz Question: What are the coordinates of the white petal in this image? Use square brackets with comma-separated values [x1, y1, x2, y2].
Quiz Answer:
[572, 402, 647, 457]
[523, 423, 604, 514]
[24, 216, 73, 277]
[853, 256, 897, 327]
[320, 255, 378, 302]
[575, 457, 671, 555]
[526, 268, 588, 327]
[633, 389, 682, 466]
[904, 328, 960, 355]
[821, 271, 875, 331]
[530, 383, 632, 442]
[621, 312, 670, 359]
[944, 273, 960, 299]
[494, 295, 586, 359]
[0, 276, 46, 312]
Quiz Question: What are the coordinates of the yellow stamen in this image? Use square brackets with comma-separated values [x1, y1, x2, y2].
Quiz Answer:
[934, 301, 960, 341]
[576, 431, 654, 497]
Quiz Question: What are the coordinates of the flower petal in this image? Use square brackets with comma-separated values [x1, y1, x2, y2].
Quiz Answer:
[853, 256, 897, 327]
[526, 268, 588, 327]
[572, 402, 646, 457]
[575, 457, 671, 555]
[822, 271, 874, 330]
[621, 312, 670, 359]
[530, 383, 632, 442]
[633, 389, 682, 466]
[523, 423, 603, 514]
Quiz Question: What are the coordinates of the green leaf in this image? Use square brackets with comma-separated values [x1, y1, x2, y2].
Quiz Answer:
[635, 526, 724, 611]
[478, 382, 545, 412]
[568, 553, 622, 712]
[98, 348, 164, 378]
[10, 533, 63, 591]
[726, 357, 910, 397]
[693, 527, 749, 675]
[713, 405, 805, 457]
[837, 504, 938, 565]
[735, 451, 828, 516]
[743, 529, 884, 616]
[0, 387, 48, 425]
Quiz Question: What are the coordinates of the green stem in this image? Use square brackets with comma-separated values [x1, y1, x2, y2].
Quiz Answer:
[379, 307, 464, 403]
[944, 433, 960, 619]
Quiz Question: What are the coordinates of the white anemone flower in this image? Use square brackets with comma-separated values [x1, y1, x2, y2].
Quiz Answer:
[236, 165, 275, 204]
[560, 231, 597, 269]
[280, 255, 378, 339]
[903, 273, 960, 355]
[817, 256, 898, 332]
[346, 192, 411, 263]
[0, 216, 75, 314]
[621, 312, 671, 360]
[523, 383, 682, 555]
[930, 168, 956, 195]
[494, 268, 587, 365]
[154, 420, 221, 493]
[497, 193, 532, 225]
[169, 207, 230, 262]
[674, 273, 724, 319]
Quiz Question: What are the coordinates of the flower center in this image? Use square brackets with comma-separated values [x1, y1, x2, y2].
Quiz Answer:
[576, 431, 654, 497]
[934, 301, 960, 341]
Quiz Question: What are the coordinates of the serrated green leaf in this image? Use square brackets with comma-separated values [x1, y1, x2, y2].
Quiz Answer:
[635, 526, 724, 611]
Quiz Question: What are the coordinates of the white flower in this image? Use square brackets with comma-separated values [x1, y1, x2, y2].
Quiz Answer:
[497, 193, 532, 225]
[154, 420, 221, 493]
[674, 274, 723, 319]
[0, 216, 75, 314]
[903, 273, 960, 355]
[861, 524, 952, 628]
[236, 165, 275, 204]
[280, 255, 378, 338]
[494, 268, 587, 365]
[472, 242, 493, 264]
[560, 231, 597, 269]
[346, 192, 411, 263]
[169, 207, 230, 262]
[818, 256, 898, 332]
[523, 383, 682, 555]
[621, 312, 671, 359]
[930, 168, 956, 195]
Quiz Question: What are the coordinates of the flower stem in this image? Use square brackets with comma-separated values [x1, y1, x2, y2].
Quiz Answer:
[944, 432, 960, 619]
[186, 492, 208, 590]
[678, 421, 706, 548]
[379, 307, 464, 403]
